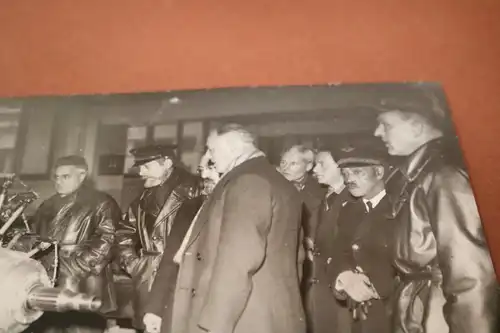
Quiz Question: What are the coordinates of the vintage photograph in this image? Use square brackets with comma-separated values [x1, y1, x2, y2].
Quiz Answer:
[0, 82, 497, 333]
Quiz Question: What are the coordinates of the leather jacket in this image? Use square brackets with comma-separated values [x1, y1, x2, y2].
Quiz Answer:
[385, 139, 498, 333]
[31, 184, 122, 314]
[116, 166, 201, 327]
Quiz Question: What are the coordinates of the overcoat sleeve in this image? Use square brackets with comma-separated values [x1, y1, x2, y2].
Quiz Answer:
[72, 198, 122, 276]
[328, 206, 356, 299]
[424, 167, 498, 333]
[115, 204, 141, 273]
[145, 252, 179, 317]
[145, 196, 204, 317]
[329, 208, 355, 277]
[197, 174, 272, 333]
[297, 224, 306, 283]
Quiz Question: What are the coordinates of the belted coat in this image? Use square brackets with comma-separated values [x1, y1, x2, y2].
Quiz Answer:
[385, 139, 499, 333]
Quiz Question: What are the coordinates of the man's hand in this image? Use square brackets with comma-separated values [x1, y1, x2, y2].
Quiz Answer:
[143, 313, 162, 333]
[129, 256, 148, 277]
[335, 271, 379, 303]
[345, 273, 379, 302]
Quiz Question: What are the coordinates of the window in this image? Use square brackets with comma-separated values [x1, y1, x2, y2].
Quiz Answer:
[0, 107, 21, 174]
[123, 126, 148, 174]
[152, 124, 177, 146]
[180, 121, 204, 172]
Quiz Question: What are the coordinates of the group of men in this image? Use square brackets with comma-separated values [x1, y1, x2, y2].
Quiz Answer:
[21, 102, 498, 333]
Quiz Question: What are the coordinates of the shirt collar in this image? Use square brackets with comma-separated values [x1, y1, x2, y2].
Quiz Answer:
[326, 178, 345, 197]
[362, 189, 386, 210]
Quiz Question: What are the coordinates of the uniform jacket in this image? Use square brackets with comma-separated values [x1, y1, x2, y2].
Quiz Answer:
[31, 184, 122, 314]
[116, 166, 201, 327]
[385, 139, 499, 333]
[304, 187, 352, 333]
[298, 175, 325, 319]
[170, 156, 306, 333]
[331, 195, 395, 333]
[300, 175, 326, 242]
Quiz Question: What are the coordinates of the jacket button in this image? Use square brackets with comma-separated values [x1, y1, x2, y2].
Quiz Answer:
[196, 252, 202, 261]
[352, 244, 360, 251]
[191, 288, 196, 297]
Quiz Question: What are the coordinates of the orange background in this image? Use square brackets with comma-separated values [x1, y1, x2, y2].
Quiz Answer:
[1, 1, 500, 275]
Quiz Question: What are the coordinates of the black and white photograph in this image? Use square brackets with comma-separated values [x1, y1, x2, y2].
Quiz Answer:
[0, 82, 497, 333]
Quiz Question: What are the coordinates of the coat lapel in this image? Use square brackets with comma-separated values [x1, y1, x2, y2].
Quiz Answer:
[184, 184, 221, 249]
[183, 157, 267, 249]
[47, 200, 77, 239]
[135, 192, 150, 250]
[152, 170, 183, 232]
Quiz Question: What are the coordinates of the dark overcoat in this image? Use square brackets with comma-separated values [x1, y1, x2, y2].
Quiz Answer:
[331, 195, 396, 333]
[169, 156, 306, 333]
[304, 187, 353, 333]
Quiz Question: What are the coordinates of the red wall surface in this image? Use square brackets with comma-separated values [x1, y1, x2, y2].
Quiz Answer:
[1, 1, 500, 274]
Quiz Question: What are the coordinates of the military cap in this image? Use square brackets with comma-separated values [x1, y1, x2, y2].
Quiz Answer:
[337, 140, 388, 168]
[130, 144, 177, 167]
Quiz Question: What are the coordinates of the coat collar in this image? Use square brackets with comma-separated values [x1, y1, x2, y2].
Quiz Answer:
[385, 138, 444, 218]
[185, 156, 269, 249]
[397, 138, 444, 182]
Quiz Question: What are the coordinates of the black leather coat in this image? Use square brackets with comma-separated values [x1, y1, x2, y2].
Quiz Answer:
[31, 184, 122, 314]
[386, 139, 499, 333]
[116, 167, 201, 328]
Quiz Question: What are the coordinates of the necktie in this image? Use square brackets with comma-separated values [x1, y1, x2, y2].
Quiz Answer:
[366, 201, 373, 213]
[324, 192, 337, 211]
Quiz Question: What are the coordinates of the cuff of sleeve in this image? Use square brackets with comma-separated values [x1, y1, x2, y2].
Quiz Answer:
[71, 255, 92, 278]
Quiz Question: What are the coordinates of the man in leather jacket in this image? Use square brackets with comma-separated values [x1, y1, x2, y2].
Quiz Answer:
[373, 97, 498, 333]
[142, 151, 220, 333]
[28, 155, 122, 333]
[116, 144, 201, 331]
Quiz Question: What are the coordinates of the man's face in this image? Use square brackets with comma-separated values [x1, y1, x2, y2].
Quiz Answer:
[206, 132, 234, 174]
[278, 148, 310, 182]
[198, 152, 220, 195]
[374, 111, 419, 156]
[341, 166, 383, 198]
[138, 159, 170, 188]
[53, 165, 86, 196]
[312, 151, 343, 186]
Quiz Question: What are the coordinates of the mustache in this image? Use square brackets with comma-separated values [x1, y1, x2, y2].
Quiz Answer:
[346, 182, 358, 188]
